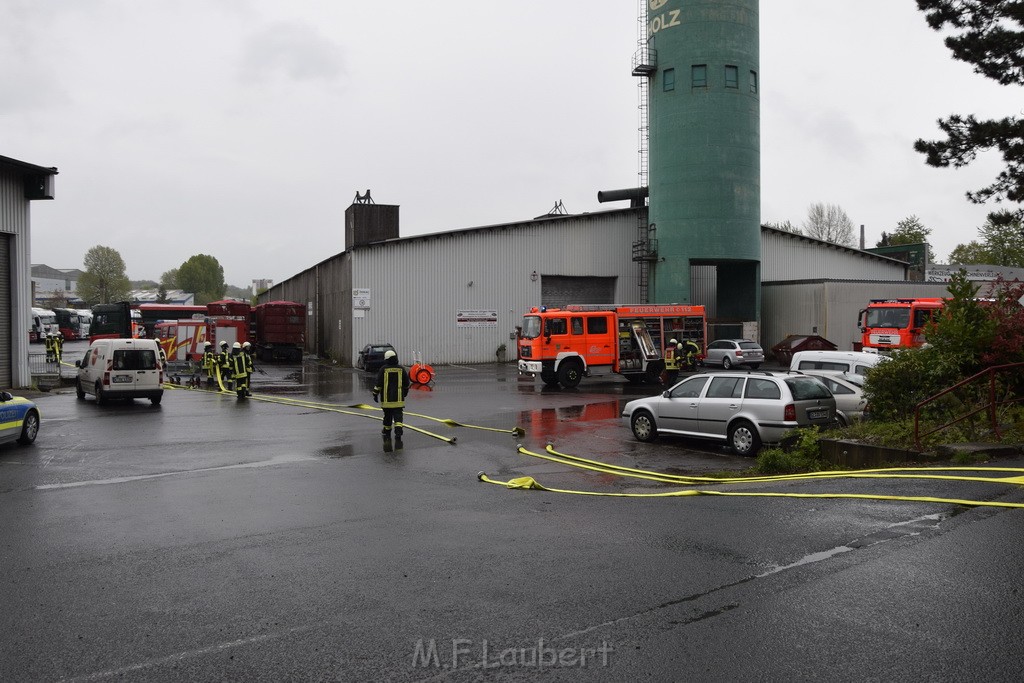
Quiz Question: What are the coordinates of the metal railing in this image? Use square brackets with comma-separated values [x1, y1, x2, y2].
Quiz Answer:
[913, 362, 1024, 449]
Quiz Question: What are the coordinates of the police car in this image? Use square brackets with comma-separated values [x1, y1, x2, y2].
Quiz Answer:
[0, 392, 40, 446]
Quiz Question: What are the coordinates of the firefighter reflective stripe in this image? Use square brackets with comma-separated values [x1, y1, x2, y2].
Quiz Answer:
[379, 367, 406, 408]
[664, 346, 677, 370]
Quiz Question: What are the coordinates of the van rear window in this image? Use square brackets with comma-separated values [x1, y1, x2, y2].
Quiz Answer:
[112, 349, 157, 371]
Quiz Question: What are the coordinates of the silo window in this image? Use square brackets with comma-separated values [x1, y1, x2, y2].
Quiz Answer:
[749, 70, 758, 94]
[725, 65, 739, 89]
[663, 68, 675, 91]
[691, 64, 707, 88]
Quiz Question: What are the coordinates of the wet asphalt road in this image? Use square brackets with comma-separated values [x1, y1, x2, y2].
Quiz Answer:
[2, 343, 1023, 681]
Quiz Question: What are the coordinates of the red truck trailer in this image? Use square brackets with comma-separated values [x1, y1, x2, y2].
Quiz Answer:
[253, 301, 305, 362]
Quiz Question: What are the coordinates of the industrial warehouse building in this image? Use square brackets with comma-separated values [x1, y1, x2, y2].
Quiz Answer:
[0, 155, 57, 388]
[259, 198, 951, 367]
[258, 1, 956, 367]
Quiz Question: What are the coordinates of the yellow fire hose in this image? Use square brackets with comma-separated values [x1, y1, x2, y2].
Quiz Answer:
[348, 403, 525, 436]
[478, 444, 1024, 509]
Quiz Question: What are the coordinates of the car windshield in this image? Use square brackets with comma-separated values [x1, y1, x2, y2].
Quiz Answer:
[371, 346, 392, 354]
[785, 376, 832, 400]
[521, 316, 542, 339]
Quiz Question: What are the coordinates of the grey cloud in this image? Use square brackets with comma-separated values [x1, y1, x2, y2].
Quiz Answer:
[237, 22, 346, 85]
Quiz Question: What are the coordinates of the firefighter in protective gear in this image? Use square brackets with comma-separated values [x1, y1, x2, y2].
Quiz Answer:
[663, 338, 681, 384]
[202, 341, 217, 386]
[241, 341, 255, 395]
[45, 334, 57, 363]
[683, 338, 701, 371]
[218, 340, 233, 390]
[372, 349, 410, 440]
[229, 342, 249, 399]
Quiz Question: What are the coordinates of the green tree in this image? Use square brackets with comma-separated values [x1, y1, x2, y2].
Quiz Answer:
[885, 215, 936, 262]
[77, 245, 130, 305]
[177, 254, 226, 305]
[946, 218, 1024, 266]
[914, 1, 1024, 225]
[802, 202, 855, 246]
[160, 268, 178, 289]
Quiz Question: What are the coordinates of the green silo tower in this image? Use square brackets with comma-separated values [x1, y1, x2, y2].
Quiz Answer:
[645, 0, 760, 324]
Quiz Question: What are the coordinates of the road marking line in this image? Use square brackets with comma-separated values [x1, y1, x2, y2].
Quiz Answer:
[35, 454, 315, 490]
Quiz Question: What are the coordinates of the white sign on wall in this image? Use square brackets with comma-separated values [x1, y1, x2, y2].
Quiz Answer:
[353, 288, 371, 309]
[457, 310, 498, 328]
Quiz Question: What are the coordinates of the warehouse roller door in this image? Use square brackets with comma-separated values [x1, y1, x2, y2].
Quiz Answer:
[541, 276, 616, 308]
[0, 235, 10, 387]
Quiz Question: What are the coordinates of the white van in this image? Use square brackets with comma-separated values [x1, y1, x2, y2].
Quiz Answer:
[789, 350, 884, 376]
[75, 338, 164, 405]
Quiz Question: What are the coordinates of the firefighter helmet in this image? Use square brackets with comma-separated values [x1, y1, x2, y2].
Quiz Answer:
[203, 341, 212, 347]
[668, 339, 678, 346]
[220, 340, 228, 347]
[232, 342, 241, 349]
[242, 342, 251, 349]
[384, 350, 397, 360]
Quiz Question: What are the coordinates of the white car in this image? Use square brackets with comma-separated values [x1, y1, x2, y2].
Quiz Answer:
[796, 371, 866, 425]
[704, 339, 765, 369]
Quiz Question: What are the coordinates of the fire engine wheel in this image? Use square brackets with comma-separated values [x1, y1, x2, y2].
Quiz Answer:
[722, 356, 733, 369]
[630, 410, 657, 442]
[557, 362, 582, 389]
[728, 420, 761, 456]
[76, 379, 86, 400]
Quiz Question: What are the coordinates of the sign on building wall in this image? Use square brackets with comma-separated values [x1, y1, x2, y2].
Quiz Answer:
[353, 288, 371, 309]
[456, 310, 498, 328]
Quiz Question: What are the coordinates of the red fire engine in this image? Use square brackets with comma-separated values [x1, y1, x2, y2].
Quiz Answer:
[517, 304, 706, 389]
[857, 298, 945, 351]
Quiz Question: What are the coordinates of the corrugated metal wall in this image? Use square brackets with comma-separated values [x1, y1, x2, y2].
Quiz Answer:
[263, 211, 640, 366]
[0, 169, 33, 387]
[762, 280, 953, 353]
[761, 229, 907, 281]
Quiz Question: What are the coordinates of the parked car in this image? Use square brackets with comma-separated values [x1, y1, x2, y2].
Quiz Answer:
[704, 339, 765, 369]
[75, 338, 164, 405]
[796, 371, 866, 425]
[356, 343, 396, 372]
[621, 371, 836, 456]
[0, 392, 40, 446]
[789, 350, 884, 376]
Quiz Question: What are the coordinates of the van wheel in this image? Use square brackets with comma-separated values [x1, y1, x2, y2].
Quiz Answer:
[728, 420, 761, 456]
[631, 410, 657, 442]
[95, 382, 107, 405]
[76, 379, 85, 400]
[17, 410, 39, 445]
[150, 394, 162, 406]
[557, 361, 583, 389]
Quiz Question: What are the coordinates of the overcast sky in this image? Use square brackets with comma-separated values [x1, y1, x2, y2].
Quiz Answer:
[2, 1, 1019, 287]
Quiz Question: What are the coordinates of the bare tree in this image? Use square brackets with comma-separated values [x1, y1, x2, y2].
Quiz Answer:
[802, 203, 856, 246]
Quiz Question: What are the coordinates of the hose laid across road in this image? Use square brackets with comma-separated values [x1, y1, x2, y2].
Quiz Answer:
[474, 444, 1024, 509]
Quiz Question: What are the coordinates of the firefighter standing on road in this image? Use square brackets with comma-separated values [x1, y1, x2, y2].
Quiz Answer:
[241, 341, 255, 396]
[218, 340, 233, 390]
[663, 338, 681, 384]
[229, 342, 249, 399]
[373, 349, 410, 443]
[45, 334, 56, 363]
[202, 341, 217, 387]
[683, 338, 701, 372]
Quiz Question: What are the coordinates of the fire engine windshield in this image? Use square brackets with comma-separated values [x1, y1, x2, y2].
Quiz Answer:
[521, 316, 542, 339]
[866, 307, 910, 329]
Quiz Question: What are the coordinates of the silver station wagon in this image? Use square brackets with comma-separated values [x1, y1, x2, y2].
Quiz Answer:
[621, 371, 836, 456]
